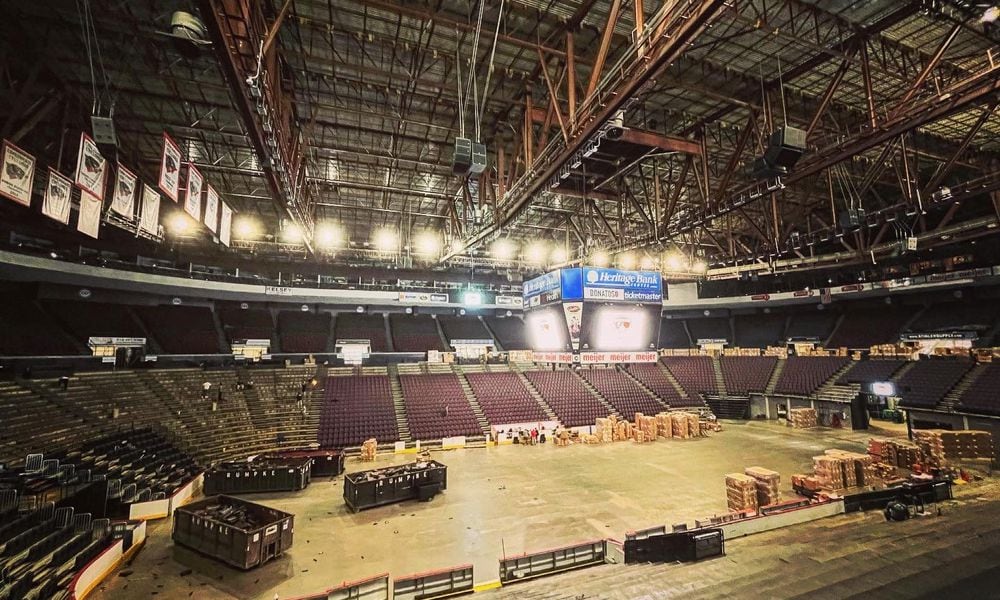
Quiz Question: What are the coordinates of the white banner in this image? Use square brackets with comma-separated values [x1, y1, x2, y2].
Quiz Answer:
[579, 351, 658, 364]
[398, 291, 449, 303]
[204, 184, 219, 232]
[265, 286, 294, 296]
[496, 295, 523, 307]
[42, 168, 72, 224]
[77, 191, 102, 239]
[0, 140, 36, 206]
[110, 162, 137, 217]
[532, 351, 575, 364]
[158, 132, 181, 202]
[139, 183, 160, 235]
[74, 133, 107, 200]
[88, 336, 146, 347]
[183, 163, 202, 220]
[219, 202, 232, 247]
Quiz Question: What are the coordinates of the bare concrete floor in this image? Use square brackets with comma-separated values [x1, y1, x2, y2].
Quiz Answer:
[93, 421, 918, 599]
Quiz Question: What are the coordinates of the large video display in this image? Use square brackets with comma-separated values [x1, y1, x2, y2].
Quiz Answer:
[523, 267, 663, 357]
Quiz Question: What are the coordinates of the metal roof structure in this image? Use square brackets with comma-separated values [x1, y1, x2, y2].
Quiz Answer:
[2, 0, 999, 279]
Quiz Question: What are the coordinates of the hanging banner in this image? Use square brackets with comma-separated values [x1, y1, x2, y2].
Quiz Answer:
[219, 202, 233, 247]
[42, 168, 73, 224]
[183, 163, 203, 220]
[74, 133, 107, 200]
[77, 191, 102, 239]
[110, 162, 137, 217]
[139, 183, 161, 235]
[158, 132, 181, 202]
[0, 140, 36, 206]
[204, 183, 219, 232]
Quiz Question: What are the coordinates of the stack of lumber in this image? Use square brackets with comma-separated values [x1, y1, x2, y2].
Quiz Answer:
[671, 413, 690, 438]
[360, 438, 378, 462]
[788, 407, 817, 428]
[869, 437, 923, 469]
[912, 429, 994, 466]
[744, 466, 781, 506]
[725, 473, 759, 513]
[655, 413, 673, 439]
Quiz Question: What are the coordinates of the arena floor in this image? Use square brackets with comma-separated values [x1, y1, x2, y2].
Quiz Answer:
[90, 421, 981, 600]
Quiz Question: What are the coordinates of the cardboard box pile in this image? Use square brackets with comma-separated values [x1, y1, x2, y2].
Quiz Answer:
[636, 415, 658, 441]
[555, 430, 571, 446]
[812, 455, 846, 490]
[788, 407, 817, 428]
[869, 437, 923, 469]
[655, 413, 673, 439]
[912, 429, 994, 467]
[614, 420, 634, 441]
[790, 473, 821, 493]
[726, 473, 759, 513]
[595, 418, 614, 443]
[744, 466, 781, 506]
[671, 413, 690, 438]
[687, 413, 701, 437]
[360, 438, 378, 462]
[813, 450, 878, 490]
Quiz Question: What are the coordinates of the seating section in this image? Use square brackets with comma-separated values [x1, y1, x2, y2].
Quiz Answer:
[785, 311, 838, 342]
[623, 364, 693, 407]
[334, 314, 388, 351]
[465, 372, 547, 425]
[827, 308, 915, 348]
[440, 316, 492, 345]
[319, 375, 398, 447]
[278, 310, 331, 353]
[485, 317, 527, 350]
[389, 315, 445, 352]
[524, 370, 607, 427]
[907, 302, 996, 334]
[0, 291, 79, 356]
[218, 304, 274, 343]
[658, 318, 690, 348]
[720, 356, 777, 395]
[134, 305, 223, 354]
[399, 374, 481, 440]
[661, 356, 717, 397]
[43, 299, 145, 345]
[733, 314, 787, 348]
[896, 359, 973, 409]
[957, 364, 1000, 416]
[686, 317, 730, 343]
[579, 368, 667, 417]
[773, 356, 849, 396]
[836, 359, 905, 385]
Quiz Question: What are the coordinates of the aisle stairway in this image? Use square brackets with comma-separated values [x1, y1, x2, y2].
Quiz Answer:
[764, 359, 786, 394]
[386, 364, 411, 442]
[452, 366, 493, 436]
[513, 370, 560, 423]
[572, 370, 621, 418]
[941, 363, 987, 412]
[815, 361, 862, 402]
[655, 361, 689, 400]
[710, 357, 728, 396]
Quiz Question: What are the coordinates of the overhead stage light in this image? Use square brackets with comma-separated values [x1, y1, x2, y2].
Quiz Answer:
[591, 249, 610, 267]
[618, 252, 636, 270]
[639, 254, 656, 270]
[373, 228, 398, 252]
[315, 223, 344, 248]
[491, 238, 516, 260]
[550, 246, 568, 264]
[414, 231, 441, 256]
[233, 216, 260, 239]
[168, 212, 194, 235]
[525, 241, 549, 265]
[281, 222, 303, 243]
[664, 252, 685, 271]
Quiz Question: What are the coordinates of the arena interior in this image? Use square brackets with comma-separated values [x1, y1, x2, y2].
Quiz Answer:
[2, 1, 1000, 599]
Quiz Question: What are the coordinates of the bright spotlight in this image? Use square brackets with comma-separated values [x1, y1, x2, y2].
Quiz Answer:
[664, 252, 685, 271]
[618, 252, 636, 270]
[233, 216, 260, 239]
[373, 228, 398, 252]
[315, 223, 344, 248]
[639, 254, 656, 270]
[168, 212, 194, 235]
[550, 246, 568, 263]
[692, 259, 708, 274]
[525, 241, 549, 264]
[491, 238, 516, 260]
[450, 239, 465, 254]
[414, 231, 441, 256]
[591, 250, 610, 267]
[281, 222, 303, 243]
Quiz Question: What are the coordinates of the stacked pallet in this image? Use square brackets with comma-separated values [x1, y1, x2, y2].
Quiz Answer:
[869, 437, 923, 469]
[655, 413, 673, 439]
[912, 429, 994, 467]
[744, 466, 781, 506]
[725, 473, 759, 513]
[788, 407, 817, 428]
[360, 438, 378, 462]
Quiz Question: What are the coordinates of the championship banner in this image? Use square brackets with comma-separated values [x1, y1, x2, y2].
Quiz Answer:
[158, 132, 181, 202]
[0, 140, 36, 206]
[77, 191, 102, 239]
[139, 183, 161, 235]
[204, 183, 219, 232]
[74, 133, 107, 200]
[183, 163, 203, 220]
[110, 162, 137, 217]
[42, 168, 73, 224]
[219, 202, 233, 247]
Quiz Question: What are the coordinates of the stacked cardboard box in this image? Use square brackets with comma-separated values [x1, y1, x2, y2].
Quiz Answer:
[744, 466, 781, 506]
[788, 408, 818, 428]
[614, 420, 634, 441]
[634, 430, 647, 444]
[360, 438, 378, 462]
[637, 415, 658, 441]
[555, 430, 571, 446]
[582, 433, 600, 444]
[687, 413, 701, 437]
[726, 473, 759, 513]
[912, 429, 994, 467]
[671, 413, 690, 439]
[873, 438, 923, 469]
[791, 473, 821, 493]
[812, 455, 846, 490]
[655, 413, 673, 439]
[595, 418, 614, 443]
